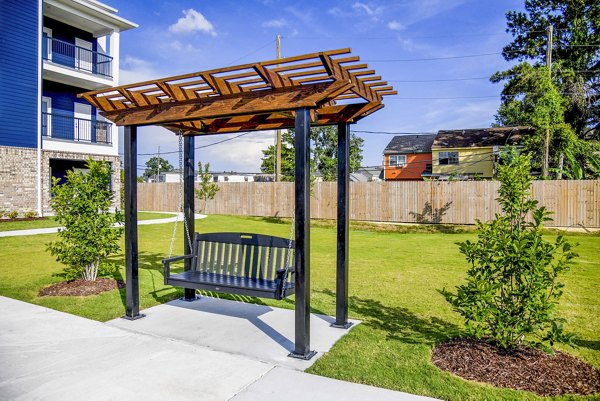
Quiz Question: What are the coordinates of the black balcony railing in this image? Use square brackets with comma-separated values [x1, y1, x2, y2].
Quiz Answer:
[42, 36, 113, 78]
[42, 112, 112, 144]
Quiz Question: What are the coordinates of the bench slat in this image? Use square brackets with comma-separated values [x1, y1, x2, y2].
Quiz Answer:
[166, 232, 296, 300]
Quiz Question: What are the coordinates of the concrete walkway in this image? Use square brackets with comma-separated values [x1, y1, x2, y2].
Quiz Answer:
[0, 296, 437, 401]
[0, 212, 205, 238]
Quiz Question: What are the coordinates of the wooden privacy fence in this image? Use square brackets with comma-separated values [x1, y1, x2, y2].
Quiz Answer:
[138, 180, 600, 228]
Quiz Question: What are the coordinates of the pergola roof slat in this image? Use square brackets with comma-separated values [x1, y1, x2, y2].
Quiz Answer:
[80, 48, 395, 134]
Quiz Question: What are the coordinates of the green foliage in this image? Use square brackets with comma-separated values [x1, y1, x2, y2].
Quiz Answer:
[260, 126, 364, 181]
[194, 161, 220, 213]
[143, 156, 173, 179]
[47, 160, 124, 281]
[441, 149, 577, 351]
[24, 211, 37, 219]
[493, 65, 578, 176]
[7, 211, 18, 219]
[496, 0, 600, 139]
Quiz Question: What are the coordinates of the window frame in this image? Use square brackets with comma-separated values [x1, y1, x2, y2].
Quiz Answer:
[438, 151, 459, 165]
[389, 154, 407, 167]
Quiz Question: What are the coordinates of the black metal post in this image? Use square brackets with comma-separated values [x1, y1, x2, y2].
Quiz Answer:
[183, 135, 197, 301]
[289, 107, 316, 360]
[333, 123, 352, 329]
[123, 125, 143, 320]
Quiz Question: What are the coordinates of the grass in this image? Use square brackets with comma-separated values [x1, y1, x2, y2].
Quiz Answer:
[0, 212, 176, 232]
[0, 214, 598, 400]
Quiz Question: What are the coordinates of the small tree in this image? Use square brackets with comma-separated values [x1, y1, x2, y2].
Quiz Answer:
[194, 161, 219, 213]
[143, 156, 173, 180]
[441, 149, 577, 351]
[47, 160, 124, 281]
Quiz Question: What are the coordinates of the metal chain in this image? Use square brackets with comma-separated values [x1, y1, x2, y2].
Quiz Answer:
[168, 130, 193, 258]
[278, 216, 295, 298]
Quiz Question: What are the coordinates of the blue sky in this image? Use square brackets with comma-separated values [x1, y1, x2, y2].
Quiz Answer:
[110, 0, 524, 173]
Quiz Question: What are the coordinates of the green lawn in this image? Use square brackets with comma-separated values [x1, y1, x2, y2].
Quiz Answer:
[0, 214, 598, 401]
[0, 212, 175, 232]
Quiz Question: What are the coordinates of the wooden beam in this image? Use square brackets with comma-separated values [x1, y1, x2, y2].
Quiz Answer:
[102, 80, 354, 127]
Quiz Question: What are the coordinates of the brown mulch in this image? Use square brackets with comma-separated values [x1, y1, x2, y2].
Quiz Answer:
[39, 278, 124, 297]
[0, 217, 46, 223]
[432, 338, 600, 396]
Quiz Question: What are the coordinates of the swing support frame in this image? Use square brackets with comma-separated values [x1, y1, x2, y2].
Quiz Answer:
[81, 48, 395, 360]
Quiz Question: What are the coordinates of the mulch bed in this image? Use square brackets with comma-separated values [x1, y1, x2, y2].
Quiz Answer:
[39, 278, 124, 297]
[432, 338, 600, 396]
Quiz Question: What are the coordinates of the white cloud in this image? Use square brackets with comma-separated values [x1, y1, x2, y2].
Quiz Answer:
[262, 18, 287, 28]
[327, 7, 343, 17]
[387, 20, 405, 31]
[352, 2, 378, 16]
[169, 9, 217, 36]
[119, 56, 162, 84]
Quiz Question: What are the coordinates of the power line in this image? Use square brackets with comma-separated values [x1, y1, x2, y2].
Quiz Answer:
[389, 76, 490, 82]
[136, 132, 254, 156]
[225, 39, 276, 66]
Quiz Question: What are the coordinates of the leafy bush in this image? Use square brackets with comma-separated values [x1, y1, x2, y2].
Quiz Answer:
[47, 160, 123, 281]
[7, 211, 18, 219]
[441, 149, 577, 351]
[24, 211, 37, 218]
[194, 161, 219, 213]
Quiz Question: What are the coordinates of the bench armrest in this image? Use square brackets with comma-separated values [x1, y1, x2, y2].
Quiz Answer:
[163, 254, 194, 282]
[275, 266, 295, 280]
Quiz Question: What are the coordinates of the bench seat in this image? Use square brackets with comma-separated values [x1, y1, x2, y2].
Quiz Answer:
[163, 232, 295, 300]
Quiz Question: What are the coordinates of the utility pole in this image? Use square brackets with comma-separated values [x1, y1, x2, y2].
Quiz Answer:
[275, 34, 282, 182]
[543, 25, 553, 178]
[156, 146, 161, 183]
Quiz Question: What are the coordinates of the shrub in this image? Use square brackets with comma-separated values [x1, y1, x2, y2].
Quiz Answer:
[24, 211, 37, 218]
[441, 149, 577, 351]
[194, 161, 219, 213]
[7, 211, 18, 219]
[47, 160, 123, 281]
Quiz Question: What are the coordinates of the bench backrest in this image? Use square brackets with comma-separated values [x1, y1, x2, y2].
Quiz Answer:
[192, 232, 295, 281]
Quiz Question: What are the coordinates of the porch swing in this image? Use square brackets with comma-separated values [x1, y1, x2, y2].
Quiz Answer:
[162, 131, 296, 300]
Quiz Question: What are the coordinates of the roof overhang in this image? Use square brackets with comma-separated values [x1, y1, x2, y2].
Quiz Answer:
[44, 0, 138, 37]
[79, 48, 396, 135]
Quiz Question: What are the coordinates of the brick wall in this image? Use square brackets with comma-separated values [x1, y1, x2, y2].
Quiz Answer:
[41, 150, 121, 214]
[0, 146, 38, 214]
[0, 146, 121, 216]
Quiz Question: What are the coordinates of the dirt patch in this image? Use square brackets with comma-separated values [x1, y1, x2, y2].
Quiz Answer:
[39, 278, 125, 297]
[432, 338, 600, 396]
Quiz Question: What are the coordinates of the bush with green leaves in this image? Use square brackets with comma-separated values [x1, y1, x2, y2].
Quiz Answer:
[441, 149, 577, 351]
[7, 211, 18, 219]
[194, 161, 219, 213]
[47, 160, 123, 281]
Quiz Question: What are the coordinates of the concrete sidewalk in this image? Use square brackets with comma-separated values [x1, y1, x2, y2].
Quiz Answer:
[0, 296, 437, 401]
[0, 212, 205, 238]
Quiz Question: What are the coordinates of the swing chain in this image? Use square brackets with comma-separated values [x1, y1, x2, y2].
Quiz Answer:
[168, 130, 193, 258]
[280, 216, 295, 298]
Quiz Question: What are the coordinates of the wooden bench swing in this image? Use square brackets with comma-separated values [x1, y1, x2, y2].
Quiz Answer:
[80, 48, 395, 359]
[162, 132, 296, 301]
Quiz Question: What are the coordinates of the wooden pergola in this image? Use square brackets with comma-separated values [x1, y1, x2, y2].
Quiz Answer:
[80, 48, 395, 359]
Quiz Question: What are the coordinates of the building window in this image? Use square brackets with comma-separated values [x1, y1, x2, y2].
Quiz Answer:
[389, 155, 407, 167]
[439, 151, 459, 165]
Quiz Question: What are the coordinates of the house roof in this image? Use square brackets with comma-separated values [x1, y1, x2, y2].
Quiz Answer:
[432, 126, 531, 149]
[383, 134, 436, 154]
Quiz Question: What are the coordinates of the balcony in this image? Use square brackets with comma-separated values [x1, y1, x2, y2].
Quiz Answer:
[43, 36, 113, 78]
[42, 112, 112, 145]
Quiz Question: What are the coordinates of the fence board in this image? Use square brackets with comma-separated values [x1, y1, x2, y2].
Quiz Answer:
[137, 180, 600, 228]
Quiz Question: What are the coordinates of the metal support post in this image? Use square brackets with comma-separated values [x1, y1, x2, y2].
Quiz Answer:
[289, 107, 316, 360]
[183, 135, 197, 301]
[122, 125, 143, 320]
[333, 123, 352, 329]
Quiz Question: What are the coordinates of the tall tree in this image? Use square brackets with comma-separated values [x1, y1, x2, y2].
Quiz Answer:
[143, 156, 173, 180]
[493, 0, 600, 138]
[260, 126, 364, 181]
